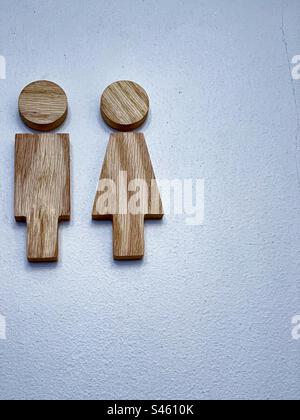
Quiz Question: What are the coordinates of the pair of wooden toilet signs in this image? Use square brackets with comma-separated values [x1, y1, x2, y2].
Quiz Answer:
[15, 80, 163, 262]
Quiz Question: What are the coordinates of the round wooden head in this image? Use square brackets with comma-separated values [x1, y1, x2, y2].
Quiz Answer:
[19, 80, 68, 131]
[100, 81, 149, 131]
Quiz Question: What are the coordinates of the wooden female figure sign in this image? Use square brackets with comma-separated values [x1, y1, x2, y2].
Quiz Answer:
[15, 81, 71, 262]
[93, 81, 163, 260]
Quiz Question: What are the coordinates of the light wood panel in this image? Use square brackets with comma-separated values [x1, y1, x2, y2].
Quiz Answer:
[93, 132, 163, 260]
[19, 80, 68, 131]
[100, 81, 149, 132]
[15, 134, 70, 262]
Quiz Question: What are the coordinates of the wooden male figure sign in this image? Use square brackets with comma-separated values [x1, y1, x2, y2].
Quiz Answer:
[15, 80, 70, 262]
[93, 81, 163, 260]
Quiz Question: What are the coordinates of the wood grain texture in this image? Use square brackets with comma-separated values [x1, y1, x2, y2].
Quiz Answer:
[93, 132, 163, 260]
[15, 134, 70, 262]
[19, 80, 68, 131]
[101, 81, 149, 132]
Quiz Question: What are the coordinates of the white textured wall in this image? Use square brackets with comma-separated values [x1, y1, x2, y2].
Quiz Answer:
[0, 0, 299, 400]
